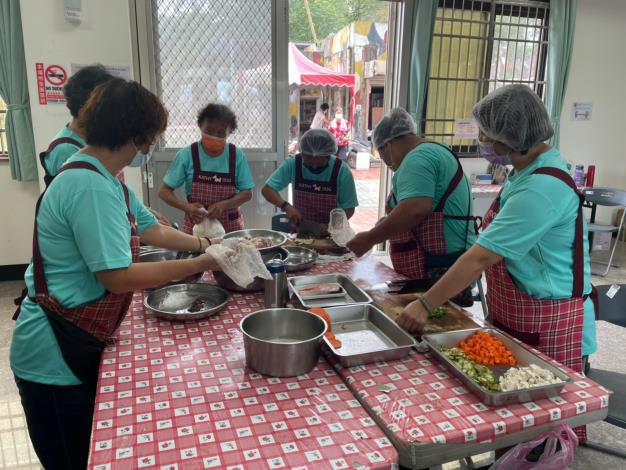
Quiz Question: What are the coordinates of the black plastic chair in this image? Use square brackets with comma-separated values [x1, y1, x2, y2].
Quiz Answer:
[583, 284, 626, 458]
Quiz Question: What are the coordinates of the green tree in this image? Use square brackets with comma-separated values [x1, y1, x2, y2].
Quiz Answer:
[289, 0, 388, 44]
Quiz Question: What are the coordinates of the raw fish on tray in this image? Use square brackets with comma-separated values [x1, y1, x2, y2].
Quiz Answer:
[297, 283, 343, 297]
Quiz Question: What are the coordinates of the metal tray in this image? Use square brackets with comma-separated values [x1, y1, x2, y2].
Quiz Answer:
[323, 304, 416, 367]
[423, 328, 572, 406]
[145, 283, 230, 321]
[288, 274, 372, 308]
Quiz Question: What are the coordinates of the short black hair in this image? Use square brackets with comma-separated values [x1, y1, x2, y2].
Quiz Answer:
[63, 64, 114, 118]
[320, 103, 329, 111]
[78, 78, 168, 151]
[197, 103, 238, 131]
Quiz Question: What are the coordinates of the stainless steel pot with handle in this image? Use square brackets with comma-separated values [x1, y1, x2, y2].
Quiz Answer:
[240, 308, 327, 377]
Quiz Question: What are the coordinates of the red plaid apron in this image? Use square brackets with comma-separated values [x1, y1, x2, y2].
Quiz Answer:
[293, 154, 342, 225]
[483, 167, 587, 442]
[182, 142, 244, 234]
[40, 137, 125, 187]
[387, 143, 475, 279]
[14, 161, 139, 386]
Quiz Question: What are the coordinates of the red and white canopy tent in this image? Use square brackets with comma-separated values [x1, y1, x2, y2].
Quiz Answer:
[288, 42, 358, 127]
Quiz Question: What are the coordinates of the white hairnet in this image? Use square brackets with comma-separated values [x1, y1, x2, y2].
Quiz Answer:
[472, 84, 554, 153]
[372, 108, 417, 149]
[299, 129, 338, 157]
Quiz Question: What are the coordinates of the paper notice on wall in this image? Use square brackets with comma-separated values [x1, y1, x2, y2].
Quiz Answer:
[64, 0, 82, 23]
[453, 119, 479, 139]
[570, 102, 592, 121]
[36, 63, 68, 105]
[70, 63, 132, 80]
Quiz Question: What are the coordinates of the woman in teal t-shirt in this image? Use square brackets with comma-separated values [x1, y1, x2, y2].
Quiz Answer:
[396, 85, 595, 442]
[158, 103, 254, 234]
[11, 79, 226, 470]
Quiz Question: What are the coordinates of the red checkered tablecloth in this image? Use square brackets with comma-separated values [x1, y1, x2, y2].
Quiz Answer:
[332, 349, 609, 447]
[88, 283, 399, 469]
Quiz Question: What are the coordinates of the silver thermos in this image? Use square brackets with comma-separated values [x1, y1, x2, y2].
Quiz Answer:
[264, 259, 287, 308]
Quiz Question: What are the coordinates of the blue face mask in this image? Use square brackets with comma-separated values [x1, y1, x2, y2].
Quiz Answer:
[478, 141, 511, 166]
[130, 144, 154, 167]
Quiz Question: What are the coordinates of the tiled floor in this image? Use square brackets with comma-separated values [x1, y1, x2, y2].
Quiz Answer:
[1, 241, 625, 469]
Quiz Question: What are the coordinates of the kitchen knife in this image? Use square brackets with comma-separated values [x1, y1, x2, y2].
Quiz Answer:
[297, 219, 322, 238]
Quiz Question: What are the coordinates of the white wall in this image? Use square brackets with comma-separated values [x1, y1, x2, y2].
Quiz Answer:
[559, 0, 626, 223]
[0, 0, 142, 265]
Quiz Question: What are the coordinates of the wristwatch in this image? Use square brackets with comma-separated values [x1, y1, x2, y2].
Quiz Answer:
[280, 201, 290, 211]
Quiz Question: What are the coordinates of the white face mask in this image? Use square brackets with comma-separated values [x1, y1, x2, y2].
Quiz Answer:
[130, 143, 155, 167]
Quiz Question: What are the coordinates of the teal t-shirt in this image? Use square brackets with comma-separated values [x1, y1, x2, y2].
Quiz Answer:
[163, 143, 255, 196]
[389, 142, 476, 252]
[10, 154, 157, 385]
[265, 155, 359, 209]
[477, 147, 596, 356]
[43, 124, 85, 176]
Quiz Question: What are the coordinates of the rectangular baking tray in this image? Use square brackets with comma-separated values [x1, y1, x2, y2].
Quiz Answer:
[322, 304, 416, 367]
[298, 283, 346, 300]
[422, 328, 572, 406]
[288, 274, 372, 308]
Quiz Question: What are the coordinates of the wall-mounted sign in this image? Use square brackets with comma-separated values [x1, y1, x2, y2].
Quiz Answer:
[36, 63, 67, 105]
[570, 101, 593, 121]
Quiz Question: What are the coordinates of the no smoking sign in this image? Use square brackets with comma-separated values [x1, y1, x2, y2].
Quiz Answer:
[36, 62, 67, 105]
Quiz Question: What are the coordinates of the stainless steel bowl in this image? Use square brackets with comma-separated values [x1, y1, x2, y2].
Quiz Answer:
[145, 283, 230, 321]
[283, 246, 318, 272]
[222, 229, 287, 254]
[240, 308, 327, 377]
[212, 246, 288, 292]
[138, 249, 201, 284]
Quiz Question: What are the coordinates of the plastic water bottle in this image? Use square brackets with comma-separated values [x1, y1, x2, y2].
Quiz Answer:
[574, 165, 585, 187]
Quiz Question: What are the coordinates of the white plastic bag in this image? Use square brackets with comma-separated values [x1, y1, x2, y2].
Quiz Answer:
[328, 208, 355, 247]
[206, 239, 271, 288]
[193, 218, 225, 239]
[490, 424, 578, 470]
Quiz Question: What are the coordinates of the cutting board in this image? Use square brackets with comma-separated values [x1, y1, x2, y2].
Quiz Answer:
[367, 288, 479, 334]
[286, 237, 348, 255]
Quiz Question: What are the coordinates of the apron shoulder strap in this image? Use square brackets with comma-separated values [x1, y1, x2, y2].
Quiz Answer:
[191, 142, 201, 178]
[228, 144, 237, 180]
[532, 166, 585, 298]
[39, 137, 85, 186]
[329, 157, 342, 187]
[33, 162, 106, 296]
[294, 154, 303, 183]
[429, 143, 465, 212]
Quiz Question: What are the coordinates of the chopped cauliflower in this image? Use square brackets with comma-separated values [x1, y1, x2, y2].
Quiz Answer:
[499, 364, 563, 392]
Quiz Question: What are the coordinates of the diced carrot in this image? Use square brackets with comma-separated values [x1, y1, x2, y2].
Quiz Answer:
[457, 330, 517, 366]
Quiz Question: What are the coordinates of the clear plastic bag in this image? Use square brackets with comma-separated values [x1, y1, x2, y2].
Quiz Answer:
[328, 208, 355, 247]
[193, 218, 225, 239]
[206, 239, 271, 288]
[490, 424, 578, 470]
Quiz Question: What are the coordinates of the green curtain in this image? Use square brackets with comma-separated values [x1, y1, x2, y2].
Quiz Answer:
[545, 0, 578, 149]
[0, 0, 38, 181]
[407, 0, 438, 131]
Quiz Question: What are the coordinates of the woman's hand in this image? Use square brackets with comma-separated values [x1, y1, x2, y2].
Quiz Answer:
[396, 300, 429, 334]
[186, 202, 208, 224]
[285, 205, 303, 226]
[346, 232, 374, 257]
[193, 251, 231, 272]
[205, 202, 225, 219]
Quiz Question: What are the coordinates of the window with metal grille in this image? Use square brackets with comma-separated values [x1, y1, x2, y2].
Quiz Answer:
[151, 0, 273, 150]
[0, 97, 8, 159]
[423, 0, 549, 156]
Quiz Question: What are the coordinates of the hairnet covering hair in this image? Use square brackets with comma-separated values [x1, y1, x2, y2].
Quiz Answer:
[299, 128, 338, 157]
[372, 107, 418, 149]
[472, 84, 554, 153]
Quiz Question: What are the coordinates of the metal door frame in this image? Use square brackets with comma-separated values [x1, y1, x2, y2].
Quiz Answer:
[129, 0, 289, 207]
